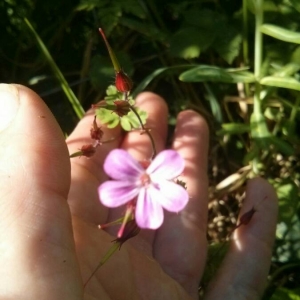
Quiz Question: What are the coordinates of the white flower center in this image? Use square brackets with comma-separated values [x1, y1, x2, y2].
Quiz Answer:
[140, 172, 151, 187]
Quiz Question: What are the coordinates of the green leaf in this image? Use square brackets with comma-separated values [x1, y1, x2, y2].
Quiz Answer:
[261, 24, 300, 44]
[271, 287, 300, 300]
[96, 86, 147, 131]
[77, 0, 145, 35]
[120, 17, 166, 41]
[274, 62, 300, 77]
[170, 27, 215, 59]
[275, 180, 299, 224]
[289, 0, 300, 14]
[260, 76, 300, 91]
[218, 123, 250, 135]
[96, 107, 117, 124]
[270, 136, 295, 156]
[133, 67, 168, 96]
[104, 85, 135, 105]
[118, 108, 147, 131]
[120, 117, 131, 131]
[179, 65, 255, 83]
[203, 83, 222, 123]
[213, 24, 242, 64]
[132, 65, 195, 96]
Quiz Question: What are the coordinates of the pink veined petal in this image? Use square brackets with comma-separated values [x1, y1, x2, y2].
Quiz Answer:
[103, 149, 144, 180]
[135, 187, 164, 229]
[147, 150, 185, 180]
[150, 180, 189, 212]
[98, 180, 139, 207]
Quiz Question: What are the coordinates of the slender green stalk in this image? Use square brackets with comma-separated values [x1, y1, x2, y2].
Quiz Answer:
[242, 0, 250, 96]
[254, 0, 263, 79]
[253, 0, 264, 116]
[24, 18, 85, 119]
[242, 0, 249, 66]
[289, 94, 300, 122]
[129, 105, 156, 159]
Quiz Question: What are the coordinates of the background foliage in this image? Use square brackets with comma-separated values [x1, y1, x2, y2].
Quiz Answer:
[1, 0, 300, 298]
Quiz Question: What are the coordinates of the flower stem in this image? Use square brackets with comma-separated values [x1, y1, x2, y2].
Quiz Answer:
[83, 242, 120, 289]
[129, 104, 157, 159]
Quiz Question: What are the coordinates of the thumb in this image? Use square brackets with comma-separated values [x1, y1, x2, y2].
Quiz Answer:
[0, 84, 82, 299]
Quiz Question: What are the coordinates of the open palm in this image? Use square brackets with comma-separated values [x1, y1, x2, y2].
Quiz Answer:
[0, 84, 277, 300]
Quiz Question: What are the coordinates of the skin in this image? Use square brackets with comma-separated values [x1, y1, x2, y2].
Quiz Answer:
[0, 84, 278, 300]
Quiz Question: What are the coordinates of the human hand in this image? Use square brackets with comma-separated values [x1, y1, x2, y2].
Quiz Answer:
[0, 84, 277, 299]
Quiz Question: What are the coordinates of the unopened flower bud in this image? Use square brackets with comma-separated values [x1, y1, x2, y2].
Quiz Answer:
[113, 100, 131, 117]
[115, 70, 133, 93]
[90, 116, 103, 141]
[114, 219, 140, 248]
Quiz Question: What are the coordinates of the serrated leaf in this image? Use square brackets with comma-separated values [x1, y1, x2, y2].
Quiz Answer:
[106, 117, 120, 128]
[260, 76, 300, 91]
[120, 117, 131, 131]
[96, 104, 147, 131]
[96, 107, 118, 124]
[179, 65, 255, 83]
[261, 24, 300, 44]
[106, 85, 118, 96]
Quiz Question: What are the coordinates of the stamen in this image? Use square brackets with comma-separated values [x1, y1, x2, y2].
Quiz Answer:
[140, 173, 151, 186]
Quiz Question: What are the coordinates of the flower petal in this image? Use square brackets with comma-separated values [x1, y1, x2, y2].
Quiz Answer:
[135, 187, 164, 229]
[103, 149, 143, 180]
[151, 180, 189, 212]
[98, 180, 139, 207]
[147, 150, 185, 180]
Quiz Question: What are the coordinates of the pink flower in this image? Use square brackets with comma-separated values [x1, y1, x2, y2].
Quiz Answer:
[98, 149, 189, 229]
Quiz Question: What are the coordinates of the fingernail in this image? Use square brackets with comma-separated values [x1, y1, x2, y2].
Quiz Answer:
[0, 84, 20, 132]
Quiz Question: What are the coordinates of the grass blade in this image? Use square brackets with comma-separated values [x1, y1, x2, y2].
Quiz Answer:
[24, 18, 85, 119]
